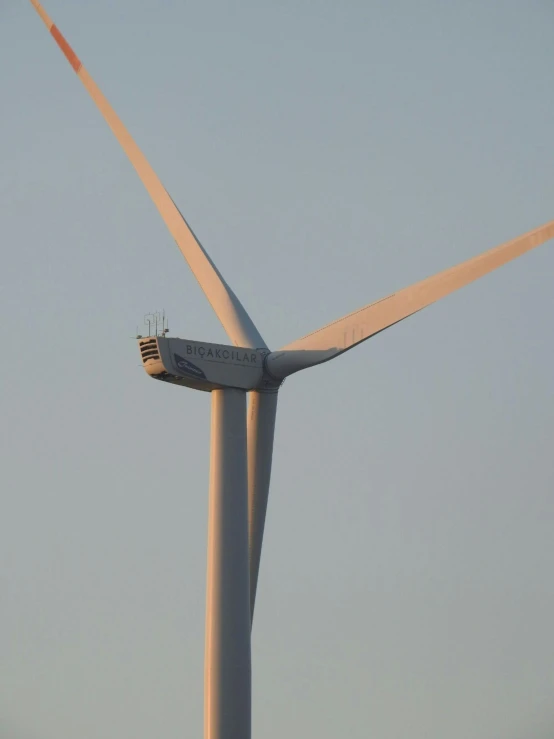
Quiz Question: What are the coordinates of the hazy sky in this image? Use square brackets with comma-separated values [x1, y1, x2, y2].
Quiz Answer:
[1, 1, 554, 737]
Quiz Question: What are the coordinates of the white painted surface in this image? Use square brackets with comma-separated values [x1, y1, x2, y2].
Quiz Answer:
[267, 219, 554, 378]
[28, 0, 266, 351]
[205, 389, 251, 739]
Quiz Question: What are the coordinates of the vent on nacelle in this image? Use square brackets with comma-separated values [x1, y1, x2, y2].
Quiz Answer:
[139, 338, 160, 364]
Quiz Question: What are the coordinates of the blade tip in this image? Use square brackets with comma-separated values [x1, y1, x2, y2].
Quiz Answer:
[29, 0, 53, 28]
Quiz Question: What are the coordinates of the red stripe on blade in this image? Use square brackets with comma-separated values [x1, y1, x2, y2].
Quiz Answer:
[51, 25, 82, 73]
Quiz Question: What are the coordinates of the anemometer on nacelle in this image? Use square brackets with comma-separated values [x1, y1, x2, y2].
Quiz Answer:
[137, 311, 280, 391]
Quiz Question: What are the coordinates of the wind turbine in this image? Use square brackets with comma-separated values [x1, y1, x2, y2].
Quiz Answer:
[27, 2, 554, 738]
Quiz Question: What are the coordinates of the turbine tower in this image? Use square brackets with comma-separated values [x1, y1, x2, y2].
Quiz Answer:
[27, 2, 554, 738]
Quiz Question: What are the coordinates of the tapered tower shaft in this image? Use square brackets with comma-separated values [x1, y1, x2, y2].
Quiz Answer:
[205, 389, 251, 739]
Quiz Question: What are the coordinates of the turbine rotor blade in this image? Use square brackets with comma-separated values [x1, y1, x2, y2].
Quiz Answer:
[266, 219, 554, 378]
[28, 0, 266, 350]
[247, 391, 278, 623]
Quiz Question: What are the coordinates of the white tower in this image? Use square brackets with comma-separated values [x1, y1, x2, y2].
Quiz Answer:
[27, 2, 554, 736]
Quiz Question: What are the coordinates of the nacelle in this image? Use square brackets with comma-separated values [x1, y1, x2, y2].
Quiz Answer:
[138, 337, 279, 392]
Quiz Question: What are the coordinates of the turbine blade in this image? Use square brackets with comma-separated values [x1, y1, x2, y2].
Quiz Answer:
[28, 0, 266, 350]
[247, 391, 278, 623]
[267, 219, 554, 378]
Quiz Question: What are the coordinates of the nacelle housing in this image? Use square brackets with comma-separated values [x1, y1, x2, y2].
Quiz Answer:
[138, 337, 279, 392]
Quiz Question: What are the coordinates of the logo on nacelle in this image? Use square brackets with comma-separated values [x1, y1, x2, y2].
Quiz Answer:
[174, 353, 206, 380]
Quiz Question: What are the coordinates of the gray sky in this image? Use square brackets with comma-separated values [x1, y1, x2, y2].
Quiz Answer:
[1, 1, 554, 737]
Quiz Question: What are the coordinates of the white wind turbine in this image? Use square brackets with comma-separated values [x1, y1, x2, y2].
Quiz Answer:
[28, 2, 554, 738]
